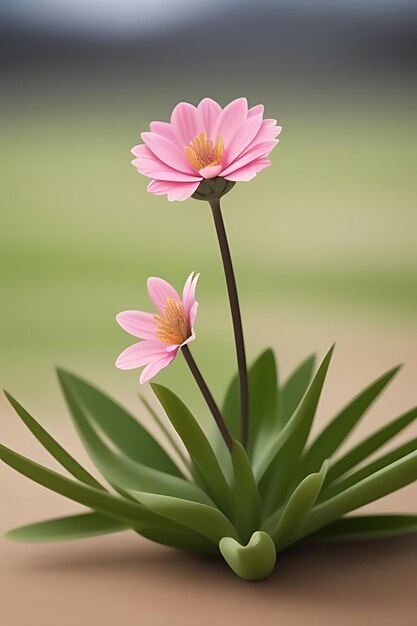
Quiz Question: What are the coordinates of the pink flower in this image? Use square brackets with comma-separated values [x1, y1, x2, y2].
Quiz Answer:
[131, 98, 281, 201]
[116, 272, 199, 383]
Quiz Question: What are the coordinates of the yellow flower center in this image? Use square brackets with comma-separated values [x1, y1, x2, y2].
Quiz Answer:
[154, 299, 189, 345]
[184, 132, 223, 171]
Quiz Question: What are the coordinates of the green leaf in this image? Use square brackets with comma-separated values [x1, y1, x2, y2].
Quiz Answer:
[254, 345, 334, 484]
[219, 531, 276, 581]
[151, 383, 232, 516]
[5, 512, 129, 543]
[137, 492, 238, 544]
[0, 443, 156, 526]
[58, 374, 212, 505]
[221, 349, 278, 456]
[301, 449, 417, 538]
[139, 394, 191, 471]
[230, 440, 262, 543]
[325, 406, 417, 485]
[4, 391, 103, 490]
[264, 460, 328, 550]
[319, 437, 417, 501]
[56, 370, 182, 478]
[136, 523, 218, 556]
[278, 354, 316, 429]
[300, 366, 401, 477]
[0, 444, 224, 555]
[304, 515, 417, 544]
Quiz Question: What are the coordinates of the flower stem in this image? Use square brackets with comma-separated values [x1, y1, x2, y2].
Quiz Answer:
[209, 197, 249, 449]
[181, 344, 232, 451]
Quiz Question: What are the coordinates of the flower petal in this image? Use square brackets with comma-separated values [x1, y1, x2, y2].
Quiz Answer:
[116, 310, 156, 340]
[223, 112, 263, 164]
[141, 131, 195, 175]
[213, 97, 248, 147]
[220, 140, 278, 177]
[247, 104, 264, 118]
[181, 329, 196, 348]
[199, 164, 222, 179]
[115, 340, 167, 370]
[182, 272, 199, 319]
[147, 180, 201, 201]
[170, 102, 199, 146]
[197, 98, 222, 139]
[147, 277, 180, 311]
[140, 353, 176, 384]
[189, 300, 199, 329]
[224, 158, 271, 182]
[132, 144, 201, 182]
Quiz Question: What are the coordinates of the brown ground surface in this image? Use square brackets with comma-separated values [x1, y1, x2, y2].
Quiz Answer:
[1, 328, 417, 626]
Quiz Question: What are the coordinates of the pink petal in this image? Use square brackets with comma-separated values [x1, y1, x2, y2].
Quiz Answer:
[247, 104, 264, 118]
[182, 272, 199, 319]
[116, 310, 156, 340]
[213, 98, 248, 147]
[189, 301, 199, 328]
[223, 113, 263, 164]
[147, 277, 180, 311]
[149, 121, 177, 141]
[147, 180, 200, 201]
[220, 140, 278, 177]
[199, 164, 222, 179]
[197, 98, 222, 139]
[224, 158, 271, 182]
[141, 131, 194, 175]
[140, 353, 176, 384]
[170, 102, 199, 146]
[116, 340, 167, 370]
[181, 330, 196, 348]
[131, 145, 201, 182]
[249, 120, 282, 147]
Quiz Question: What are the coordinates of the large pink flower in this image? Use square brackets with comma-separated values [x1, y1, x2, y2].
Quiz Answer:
[116, 273, 199, 383]
[131, 97, 281, 201]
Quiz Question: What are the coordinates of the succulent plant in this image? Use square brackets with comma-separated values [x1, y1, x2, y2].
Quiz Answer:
[2, 346, 416, 580]
[2, 97, 416, 581]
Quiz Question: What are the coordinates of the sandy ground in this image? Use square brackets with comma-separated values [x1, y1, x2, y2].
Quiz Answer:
[1, 326, 417, 626]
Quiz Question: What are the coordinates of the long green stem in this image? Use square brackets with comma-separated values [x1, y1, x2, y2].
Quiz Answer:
[209, 197, 249, 448]
[181, 345, 232, 451]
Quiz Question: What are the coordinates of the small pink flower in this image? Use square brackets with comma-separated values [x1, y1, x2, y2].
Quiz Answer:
[131, 97, 281, 201]
[116, 272, 199, 383]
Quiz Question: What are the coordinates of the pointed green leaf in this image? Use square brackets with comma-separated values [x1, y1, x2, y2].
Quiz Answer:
[278, 354, 316, 429]
[264, 461, 328, 550]
[0, 444, 220, 554]
[230, 440, 262, 543]
[137, 492, 238, 544]
[301, 449, 417, 538]
[320, 437, 417, 501]
[254, 345, 334, 484]
[222, 369, 240, 441]
[4, 391, 103, 489]
[325, 406, 417, 485]
[56, 370, 182, 477]
[300, 366, 401, 476]
[151, 383, 232, 516]
[59, 373, 211, 505]
[221, 349, 278, 455]
[0, 443, 157, 526]
[304, 515, 417, 544]
[5, 512, 129, 543]
[139, 394, 191, 471]
[137, 523, 218, 555]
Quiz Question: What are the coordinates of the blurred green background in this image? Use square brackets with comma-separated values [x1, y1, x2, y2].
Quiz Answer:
[1, 1, 416, 425]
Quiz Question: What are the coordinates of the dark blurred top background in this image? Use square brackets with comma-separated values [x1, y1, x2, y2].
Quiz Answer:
[2, 1, 417, 99]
